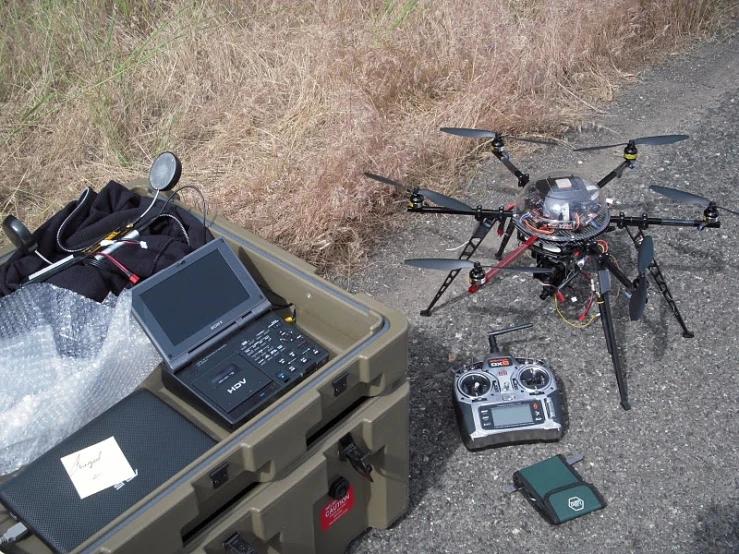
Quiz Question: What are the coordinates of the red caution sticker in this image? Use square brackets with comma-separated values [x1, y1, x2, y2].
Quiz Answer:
[321, 485, 355, 531]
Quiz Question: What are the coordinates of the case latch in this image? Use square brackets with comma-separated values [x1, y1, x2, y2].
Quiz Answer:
[338, 434, 374, 482]
[209, 462, 229, 489]
[223, 532, 256, 554]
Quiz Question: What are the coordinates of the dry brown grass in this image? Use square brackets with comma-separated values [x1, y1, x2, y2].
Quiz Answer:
[1, 0, 736, 272]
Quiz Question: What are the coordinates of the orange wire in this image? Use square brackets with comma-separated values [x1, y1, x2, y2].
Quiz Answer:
[524, 219, 556, 234]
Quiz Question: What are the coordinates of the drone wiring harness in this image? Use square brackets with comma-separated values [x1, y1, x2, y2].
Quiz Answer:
[551, 239, 622, 329]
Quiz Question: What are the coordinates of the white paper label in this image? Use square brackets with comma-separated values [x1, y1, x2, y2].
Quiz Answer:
[60, 437, 136, 499]
[555, 178, 572, 189]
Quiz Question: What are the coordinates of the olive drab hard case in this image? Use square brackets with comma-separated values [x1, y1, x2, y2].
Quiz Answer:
[0, 178, 410, 554]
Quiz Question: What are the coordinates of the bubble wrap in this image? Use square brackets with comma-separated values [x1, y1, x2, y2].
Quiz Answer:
[0, 284, 163, 475]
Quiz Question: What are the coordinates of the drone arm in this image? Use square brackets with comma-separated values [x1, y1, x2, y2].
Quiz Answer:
[491, 150, 530, 187]
[408, 206, 515, 220]
[611, 214, 720, 229]
[596, 160, 631, 188]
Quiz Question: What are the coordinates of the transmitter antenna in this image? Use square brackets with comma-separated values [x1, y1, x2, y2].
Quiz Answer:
[487, 322, 533, 353]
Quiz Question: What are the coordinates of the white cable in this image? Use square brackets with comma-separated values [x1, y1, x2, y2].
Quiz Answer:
[34, 251, 53, 265]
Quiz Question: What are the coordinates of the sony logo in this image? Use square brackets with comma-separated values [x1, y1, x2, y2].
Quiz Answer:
[210, 320, 224, 331]
[227, 378, 247, 394]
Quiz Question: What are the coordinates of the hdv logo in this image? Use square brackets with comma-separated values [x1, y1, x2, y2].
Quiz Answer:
[568, 496, 585, 511]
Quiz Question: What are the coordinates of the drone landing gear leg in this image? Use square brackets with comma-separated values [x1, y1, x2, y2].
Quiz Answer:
[420, 219, 494, 316]
[648, 265, 694, 338]
[625, 229, 694, 338]
[596, 269, 631, 411]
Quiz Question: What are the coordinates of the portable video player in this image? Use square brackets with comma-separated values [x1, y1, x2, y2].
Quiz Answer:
[131, 237, 330, 430]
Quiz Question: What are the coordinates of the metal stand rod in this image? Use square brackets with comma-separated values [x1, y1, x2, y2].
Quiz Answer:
[596, 268, 631, 410]
[495, 219, 516, 260]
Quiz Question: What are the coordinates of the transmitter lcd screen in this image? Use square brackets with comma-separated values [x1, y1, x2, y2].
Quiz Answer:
[491, 403, 533, 427]
[138, 250, 250, 347]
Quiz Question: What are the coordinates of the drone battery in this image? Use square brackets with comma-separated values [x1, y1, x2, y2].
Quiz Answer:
[512, 455, 606, 525]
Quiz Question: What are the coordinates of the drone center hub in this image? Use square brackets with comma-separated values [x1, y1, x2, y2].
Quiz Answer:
[513, 172, 610, 243]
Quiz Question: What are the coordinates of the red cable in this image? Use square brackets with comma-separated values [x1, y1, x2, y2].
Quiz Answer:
[97, 252, 140, 284]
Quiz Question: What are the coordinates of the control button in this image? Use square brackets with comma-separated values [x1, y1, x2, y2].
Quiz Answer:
[288, 365, 297, 372]
[533, 402, 539, 410]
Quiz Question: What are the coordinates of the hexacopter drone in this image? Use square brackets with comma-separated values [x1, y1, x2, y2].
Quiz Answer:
[366, 127, 735, 410]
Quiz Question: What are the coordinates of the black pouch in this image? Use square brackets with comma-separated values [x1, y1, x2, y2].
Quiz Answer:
[512, 454, 606, 524]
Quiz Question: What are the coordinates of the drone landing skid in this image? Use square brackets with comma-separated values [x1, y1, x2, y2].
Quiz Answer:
[624, 227, 694, 339]
[419, 218, 497, 316]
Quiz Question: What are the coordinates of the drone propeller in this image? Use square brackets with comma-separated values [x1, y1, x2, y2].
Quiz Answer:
[404, 258, 554, 274]
[573, 134, 689, 152]
[649, 185, 739, 216]
[440, 127, 558, 146]
[363, 172, 473, 212]
[628, 235, 654, 321]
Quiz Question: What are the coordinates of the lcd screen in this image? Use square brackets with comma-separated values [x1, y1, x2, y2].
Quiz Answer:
[138, 250, 251, 346]
[490, 403, 533, 427]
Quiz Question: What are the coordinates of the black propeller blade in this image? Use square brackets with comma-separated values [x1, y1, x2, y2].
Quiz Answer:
[440, 127, 558, 146]
[637, 235, 654, 274]
[573, 134, 689, 152]
[629, 235, 653, 321]
[404, 258, 554, 274]
[649, 185, 739, 216]
[364, 172, 473, 212]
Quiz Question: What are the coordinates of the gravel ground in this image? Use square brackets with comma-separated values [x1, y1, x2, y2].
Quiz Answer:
[342, 29, 739, 554]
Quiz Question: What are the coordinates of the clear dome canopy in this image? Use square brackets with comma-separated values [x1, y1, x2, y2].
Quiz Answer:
[513, 172, 610, 242]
